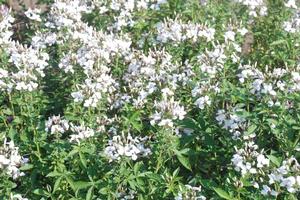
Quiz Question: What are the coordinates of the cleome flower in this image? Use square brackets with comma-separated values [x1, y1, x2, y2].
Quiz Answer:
[45, 115, 70, 135]
[175, 184, 206, 200]
[24, 8, 42, 22]
[69, 123, 95, 144]
[0, 138, 28, 180]
[104, 132, 151, 162]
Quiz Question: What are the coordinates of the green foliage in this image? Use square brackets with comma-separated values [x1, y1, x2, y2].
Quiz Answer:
[1, 0, 300, 199]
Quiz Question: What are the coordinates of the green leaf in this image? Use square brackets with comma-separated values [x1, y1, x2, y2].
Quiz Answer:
[213, 188, 232, 200]
[20, 164, 34, 171]
[178, 118, 199, 129]
[74, 181, 93, 190]
[99, 187, 108, 195]
[134, 162, 142, 175]
[33, 189, 50, 197]
[3, 108, 12, 115]
[173, 168, 180, 177]
[20, 132, 28, 142]
[267, 155, 281, 167]
[128, 111, 142, 132]
[285, 194, 298, 200]
[179, 148, 190, 154]
[47, 171, 62, 177]
[8, 128, 17, 140]
[292, 126, 300, 130]
[200, 179, 218, 189]
[270, 39, 287, 46]
[240, 177, 253, 187]
[246, 124, 257, 135]
[176, 154, 192, 171]
[66, 176, 76, 192]
[145, 172, 162, 182]
[79, 152, 87, 168]
[67, 149, 79, 158]
[128, 180, 137, 190]
[53, 177, 62, 193]
[13, 116, 22, 124]
[86, 186, 94, 200]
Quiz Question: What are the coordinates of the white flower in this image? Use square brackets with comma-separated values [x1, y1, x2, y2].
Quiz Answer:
[251, 79, 263, 94]
[45, 115, 69, 134]
[150, 112, 162, 126]
[257, 154, 270, 168]
[0, 138, 27, 179]
[270, 190, 279, 196]
[284, 21, 296, 33]
[104, 132, 151, 162]
[158, 119, 173, 127]
[238, 27, 248, 36]
[261, 185, 271, 195]
[224, 30, 236, 42]
[262, 83, 276, 96]
[259, 6, 268, 16]
[253, 182, 259, 188]
[285, 0, 297, 9]
[172, 104, 186, 120]
[24, 8, 42, 22]
[195, 96, 211, 109]
[69, 124, 95, 143]
[215, 109, 225, 122]
[161, 87, 174, 97]
[281, 176, 296, 192]
[10, 193, 28, 200]
[156, 17, 215, 43]
[71, 91, 84, 102]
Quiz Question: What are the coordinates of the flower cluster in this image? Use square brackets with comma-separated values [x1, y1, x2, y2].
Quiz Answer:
[121, 49, 191, 127]
[1, 0, 300, 198]
[10, 193, 28, 200]
[0, 7, 49, 92]
[0, 5, 14, 45]
[45, 115, 70, 135]
[44, 0, 134, 108]
[156, 17, 215, 44]
[150, 90, 186, 127]
[104, 132, 151, 162]
[116, 187, 137, 200]
[262, 157, 300, 195]
[231, 140, 270, 176]
[216, 107, 248, 139]
[283, 9, 300, 33]
[175, 185, 206, 200]
[232, 137, 300, 197]
[69, 124, 95, 143]
[0, 138, 27, 179]
[93, 0, 167, 31]
[24, 8, 42, 22]
[234, 0, 268, 17]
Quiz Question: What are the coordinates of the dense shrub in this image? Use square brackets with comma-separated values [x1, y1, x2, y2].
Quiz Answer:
[0, 0, 300, 199]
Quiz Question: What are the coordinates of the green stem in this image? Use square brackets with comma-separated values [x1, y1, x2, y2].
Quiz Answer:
[8, 93, 15, 116]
